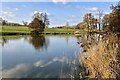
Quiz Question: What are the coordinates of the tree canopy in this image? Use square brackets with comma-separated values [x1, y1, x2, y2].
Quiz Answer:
[28, 11, 50, 33]
[76, 13, 97, 30]
[103, 2, 120, 32]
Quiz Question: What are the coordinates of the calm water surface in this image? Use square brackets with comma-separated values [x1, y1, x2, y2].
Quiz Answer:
[1, 35, 81, 78]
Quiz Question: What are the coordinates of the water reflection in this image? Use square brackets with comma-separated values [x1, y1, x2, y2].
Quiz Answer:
[2, 35, 80, 78]
[2, 64, 31, 78]
[2, 52, 80, 78]
[1, 37, 7, 46]
[2, 34, 120, 78]
[1, 36, 28, 46]
[28, 35, 49, 51]
[78, 33, 120, 78]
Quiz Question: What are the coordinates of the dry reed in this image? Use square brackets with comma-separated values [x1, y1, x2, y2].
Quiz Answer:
[80, 33, 120, 78]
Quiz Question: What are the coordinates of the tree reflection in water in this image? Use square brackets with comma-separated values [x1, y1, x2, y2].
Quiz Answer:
[78, 33, 120, 78]
[1, 38, 7, 46]
[29, 35, 49, 51]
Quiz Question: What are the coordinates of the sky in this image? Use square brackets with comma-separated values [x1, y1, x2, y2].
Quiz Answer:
[1, 1, 118, 27]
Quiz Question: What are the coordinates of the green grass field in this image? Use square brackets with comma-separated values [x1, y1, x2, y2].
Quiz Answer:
[0, 26, 84, 35]
[1, 26, 30, 33]
[44, 28, 83, 33]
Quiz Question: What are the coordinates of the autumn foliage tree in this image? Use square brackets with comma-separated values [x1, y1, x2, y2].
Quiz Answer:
[102, 14, 109, 29]
[28, 18, 45, 33]
[28, 11, 49, 33]
[76, 22, 86, 29]
[76, 13, 97, 30]
[103, 2, 120, 32]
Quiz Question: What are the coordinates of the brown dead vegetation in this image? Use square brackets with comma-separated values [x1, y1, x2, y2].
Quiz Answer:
[80, 33, 120, 78]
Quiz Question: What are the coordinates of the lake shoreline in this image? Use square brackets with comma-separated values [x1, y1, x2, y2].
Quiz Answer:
[1, 31, 107, 36]
[1, 26, 106, 36]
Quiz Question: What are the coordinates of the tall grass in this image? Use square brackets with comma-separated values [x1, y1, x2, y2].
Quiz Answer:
[79, 33, 120, 78]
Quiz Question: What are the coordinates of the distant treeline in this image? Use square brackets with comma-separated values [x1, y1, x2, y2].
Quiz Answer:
[52, 26, 76, 29]
[0, 18, 22, 26]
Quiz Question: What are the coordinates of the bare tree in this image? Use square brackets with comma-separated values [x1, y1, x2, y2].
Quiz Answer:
[102, 14, 109, 29]
[43, 13, 50, 28]
[22, 21, 28, 26]
[32, 12, 42, 21]
[83, 13, 97, 31]
[97, 10, 103, 31]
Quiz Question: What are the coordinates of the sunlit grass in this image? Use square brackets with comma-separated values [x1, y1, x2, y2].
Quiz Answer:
[1, 26, 84, 34]
[1, 26, 30, 33]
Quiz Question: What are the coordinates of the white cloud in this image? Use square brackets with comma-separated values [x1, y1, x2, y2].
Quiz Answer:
[67, 20, 71, 22]
[46, 12, 51, 16]
[53, 55, 68, 62]
[2, 11, 16, 23]
[34, 55, 68, 68]
[34, 60, 53, 67]
[2, 64, 30, 78]
[90, 7, 98, 11]
[34, 60, 44, 67]
[71, 15, 77, 18]
[52, 0, 70, 5]
[78, 7, 102, 16]
[33, 11, 52, 17]
[85, 7, 98, 12]
[77, 7, 98, 13]
[3, 11, 8, 14]
[76, 6, 99, 14]
[3, 11, 15, 18]
[15, 8, 19, 11]
[2, 0, 119, 2]
[33, 11, 42, 14]
[104, 11, 110, 14]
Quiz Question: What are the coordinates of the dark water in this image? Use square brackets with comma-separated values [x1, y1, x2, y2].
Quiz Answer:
[1, 35, 81, 78]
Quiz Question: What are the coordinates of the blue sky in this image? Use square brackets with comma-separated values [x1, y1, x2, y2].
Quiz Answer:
[1, 2, 117, 27]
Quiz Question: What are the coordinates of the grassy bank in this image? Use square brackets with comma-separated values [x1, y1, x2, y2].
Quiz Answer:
[0, 26, 84, 35]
